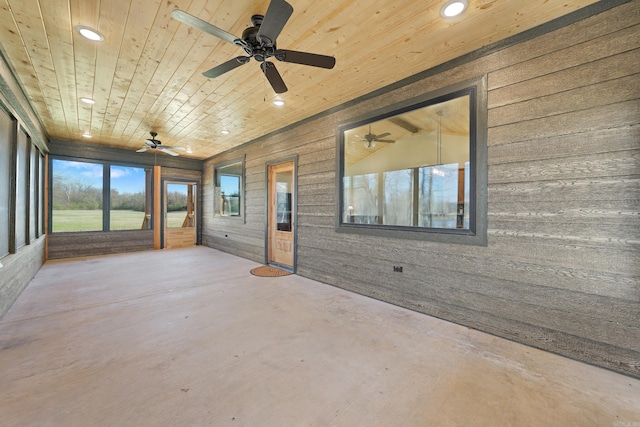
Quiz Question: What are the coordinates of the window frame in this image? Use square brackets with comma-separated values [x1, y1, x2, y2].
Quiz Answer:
[14, 126, 29, 249]
[336, 76, 488, 246]
[48, 155, 154, 234]
[213, 156, 245, 222]
[0, 103, 16, 259]
[109, 164, 153, 231]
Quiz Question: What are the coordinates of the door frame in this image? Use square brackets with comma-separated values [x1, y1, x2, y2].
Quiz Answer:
[161, 178, 200, 249]
[264, 156, 298, 272]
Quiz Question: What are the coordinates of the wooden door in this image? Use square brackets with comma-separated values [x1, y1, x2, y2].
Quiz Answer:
[268, 161, 295, 268]
[164, 182, 197, 249]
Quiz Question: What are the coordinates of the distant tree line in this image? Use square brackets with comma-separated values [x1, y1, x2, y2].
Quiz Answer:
[53, 174, 188, 212]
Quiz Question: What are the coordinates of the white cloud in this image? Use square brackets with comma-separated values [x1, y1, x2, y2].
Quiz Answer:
[111, 167, 132, 179]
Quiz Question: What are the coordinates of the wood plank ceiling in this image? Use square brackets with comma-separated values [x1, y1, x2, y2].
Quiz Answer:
[0, 0, 599, 160]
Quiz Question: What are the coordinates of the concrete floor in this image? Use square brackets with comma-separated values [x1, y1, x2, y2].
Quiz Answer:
[0, 247, 638, 427]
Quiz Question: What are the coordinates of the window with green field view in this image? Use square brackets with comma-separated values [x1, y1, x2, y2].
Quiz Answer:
[51, 159, 152, 233]
[110, 166, 151, 230]
[52, 159, 104, 232]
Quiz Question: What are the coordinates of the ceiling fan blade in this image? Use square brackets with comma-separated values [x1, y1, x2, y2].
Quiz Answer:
[276, 49, 336, 69]
[376, 139, 395, 143]
[203, 56, 250, 78]
[158, 147, 180, 156]
[261, 61, 288, 94]
[136, 147, 149, 153]
[375, 132, 391, 139]
[171, 10, 244, 47]
[256, 0, 293, 47]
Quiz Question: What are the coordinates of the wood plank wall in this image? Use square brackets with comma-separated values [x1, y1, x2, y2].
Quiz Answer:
[47, 230, 154, 260]
[203, 1, 640, 378]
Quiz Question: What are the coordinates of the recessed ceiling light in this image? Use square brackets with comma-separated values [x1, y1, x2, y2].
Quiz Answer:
[441, 0, 468, 18]
[80, 97, 95, 105]
[221, 129, 230, 135]
[272, 99, 285, 107]
[75, 26, 104, 42]
[82, 132, 92, 138]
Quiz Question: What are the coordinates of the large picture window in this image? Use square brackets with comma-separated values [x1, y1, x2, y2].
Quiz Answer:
[50, 158, 153, 233]
[214, 158, 244, 219]
[338, 78, 487, 245]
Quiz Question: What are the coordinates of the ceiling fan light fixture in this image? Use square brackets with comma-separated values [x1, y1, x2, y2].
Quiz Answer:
[75, 26, 105, 42]
[80, 97, 95, 105]
[441, 0, 468, 18]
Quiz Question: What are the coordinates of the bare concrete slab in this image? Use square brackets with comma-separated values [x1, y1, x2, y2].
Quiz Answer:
[1, 246, 638, 426]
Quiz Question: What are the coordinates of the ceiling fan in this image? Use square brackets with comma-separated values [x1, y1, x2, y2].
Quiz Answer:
[136, 132, 185, 156]
[355, 125, 395, 148]
[171, 0, 336, 94]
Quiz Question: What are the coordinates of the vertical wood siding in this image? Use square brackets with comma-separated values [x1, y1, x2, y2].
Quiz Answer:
[202, 2, 640, 378]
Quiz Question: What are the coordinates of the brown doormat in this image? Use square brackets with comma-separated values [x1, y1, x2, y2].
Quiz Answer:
[250, 266, 292, 277]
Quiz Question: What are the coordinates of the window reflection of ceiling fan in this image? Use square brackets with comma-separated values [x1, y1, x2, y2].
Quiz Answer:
[355, 125, 395, 148]
[136, 132, 185, 156]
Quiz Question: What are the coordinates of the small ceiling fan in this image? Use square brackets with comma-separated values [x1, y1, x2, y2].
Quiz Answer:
[171, 0, 336, 94]
[354, 125, 395, 148]
[136, 132, 185, 156]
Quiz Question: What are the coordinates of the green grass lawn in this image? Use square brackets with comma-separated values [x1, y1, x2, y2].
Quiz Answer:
[52, 210, 189, 232]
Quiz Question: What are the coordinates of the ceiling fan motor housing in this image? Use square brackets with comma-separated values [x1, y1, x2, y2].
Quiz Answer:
[241, 16, 276, 61]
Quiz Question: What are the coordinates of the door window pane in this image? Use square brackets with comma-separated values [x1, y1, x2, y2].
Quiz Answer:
[275, 171, 292, 232]
[166, 183, 195, 228]
[51, 159, 103, 232]
[110, 166, 151, 230]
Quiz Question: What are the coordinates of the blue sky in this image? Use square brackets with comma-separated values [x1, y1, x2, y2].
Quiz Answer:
[220, 175, 240, 196]
[53, 160, 147, 194]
